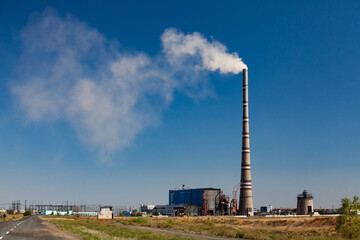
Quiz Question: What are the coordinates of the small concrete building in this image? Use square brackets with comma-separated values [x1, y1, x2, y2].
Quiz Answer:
[98, 206, 113, 219]
[297, 190, 314, 215]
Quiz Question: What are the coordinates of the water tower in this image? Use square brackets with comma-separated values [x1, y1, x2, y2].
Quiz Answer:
[296, 190, 314, 215]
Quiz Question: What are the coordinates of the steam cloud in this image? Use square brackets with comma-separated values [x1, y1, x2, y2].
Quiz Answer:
[13, 9, 247, 161]
[162, 28, 247, 74]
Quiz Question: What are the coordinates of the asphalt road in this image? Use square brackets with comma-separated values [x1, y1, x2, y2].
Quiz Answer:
[0, 216, 77, 240]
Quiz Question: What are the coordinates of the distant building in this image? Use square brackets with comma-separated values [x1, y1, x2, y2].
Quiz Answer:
[153, 205, 176, 216]
[297, 190, 314, 215]
[41, 210, 74, 215]
[98, 206, 113, 219]
[271, 208, 296, 215]
[169, 187, 231, 216]
[122, 211, 132, 216]
[140, 204, 155, 214]
[74, 212, 98, 217]
[141, 187, 232, 217]
[260, 205, 273, 213]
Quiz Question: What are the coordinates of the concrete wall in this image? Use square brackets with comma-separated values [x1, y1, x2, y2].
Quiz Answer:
[203, 189, 220, 214]
[98, 207, 113, 219]
[297, 197, 314, 215]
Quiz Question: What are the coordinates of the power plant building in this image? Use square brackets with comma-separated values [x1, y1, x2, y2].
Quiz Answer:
[142, 70, 256, 217]
[166, 187, 232, 216]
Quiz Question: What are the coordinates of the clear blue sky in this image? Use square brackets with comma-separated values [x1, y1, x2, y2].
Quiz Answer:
[1, 0, 360, 209]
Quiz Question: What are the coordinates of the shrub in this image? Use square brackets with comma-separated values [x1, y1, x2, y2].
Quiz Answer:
[269, 234, 277, 240]
[129, 217, 149, 224]
[23, 210, 32, 216]
[204, 221, 215, 226]
[336, 196, 360, 239]
[319, 209, 327, 215]
[130, 210, 142, 216]
[0, 212, 8, 220]
[153, 211, 159, 216]
[236, 230, 245, 238]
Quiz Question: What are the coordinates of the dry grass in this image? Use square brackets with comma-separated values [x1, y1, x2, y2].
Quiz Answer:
[1, 214, 24, 221]
[42, 215, 345, 239]
[44, 216, 195, 240]
[116, 215, 343, 239]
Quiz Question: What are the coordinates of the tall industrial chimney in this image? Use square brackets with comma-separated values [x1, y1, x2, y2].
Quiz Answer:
[239, 68, 254, 216]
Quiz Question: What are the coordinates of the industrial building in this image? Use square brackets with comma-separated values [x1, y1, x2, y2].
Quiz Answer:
[297, 190, 314, 215]
[169, 187, 231, 216]
[153, 205, 177, 216]
[41, 210, 73, 216]
[158, 69, 253, 217]
[260, 205, 273, 213]
[141, 186, 233, 216]
[140, 204, 155, 214]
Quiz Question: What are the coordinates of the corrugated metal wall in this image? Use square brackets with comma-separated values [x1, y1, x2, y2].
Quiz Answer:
[191, 189, 203, 206]
[169, 189, 203, 206]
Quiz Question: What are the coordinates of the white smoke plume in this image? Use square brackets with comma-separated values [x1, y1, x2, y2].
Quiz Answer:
[12, 9, 247, 161]
[162, 28, 247, 74]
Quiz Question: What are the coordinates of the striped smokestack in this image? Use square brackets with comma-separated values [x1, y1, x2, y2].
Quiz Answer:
[239, 68, 254, 216]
